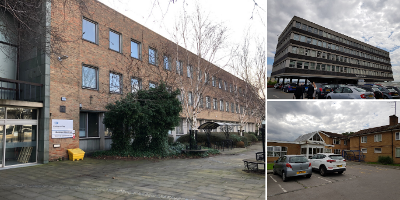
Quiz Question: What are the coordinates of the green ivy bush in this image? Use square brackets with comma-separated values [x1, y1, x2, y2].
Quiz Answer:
[244, 133, 258, 142]
[168, 135, 174, 145]
[103, 82, 182, 156]
[378, 156, 393, 165]
[177, 132, 249, 146]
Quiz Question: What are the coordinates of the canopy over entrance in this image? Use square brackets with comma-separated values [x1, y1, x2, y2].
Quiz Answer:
[198, 122, 240, 130]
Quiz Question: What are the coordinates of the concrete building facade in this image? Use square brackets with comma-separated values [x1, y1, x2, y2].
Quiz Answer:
[271, 16, 393, 84]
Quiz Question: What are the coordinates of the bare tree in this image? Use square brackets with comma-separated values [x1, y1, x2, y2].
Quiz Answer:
[169, 3, 229, 131]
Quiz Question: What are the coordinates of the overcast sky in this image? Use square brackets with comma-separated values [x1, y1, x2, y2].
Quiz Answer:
[267, 101, 399, 141]
[98, 0, 266, 70]
[267, 0, 400, 82]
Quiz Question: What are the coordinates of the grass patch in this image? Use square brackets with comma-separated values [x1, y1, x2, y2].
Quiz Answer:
[267, 163, 274, 170]
[367, 162, 400, 167]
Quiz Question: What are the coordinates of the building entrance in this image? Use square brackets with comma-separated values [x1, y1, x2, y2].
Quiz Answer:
[0, 107, 38, 168]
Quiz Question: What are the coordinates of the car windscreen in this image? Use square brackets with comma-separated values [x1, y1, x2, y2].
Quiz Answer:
[353, 88, 366, 92]
[289, 156, 308, 163]
[388, 89, 397, 93]
[329, 155, 344, 160]
[371, 88, 380, 92]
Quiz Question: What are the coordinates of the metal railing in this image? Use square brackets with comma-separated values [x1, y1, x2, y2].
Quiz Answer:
[0, 77, 43, 102]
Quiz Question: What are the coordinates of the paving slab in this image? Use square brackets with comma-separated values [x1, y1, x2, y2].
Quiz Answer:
[0, 142, 265, 200]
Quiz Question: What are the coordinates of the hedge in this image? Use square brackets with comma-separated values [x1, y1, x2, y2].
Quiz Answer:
[176, 132, 249, 146]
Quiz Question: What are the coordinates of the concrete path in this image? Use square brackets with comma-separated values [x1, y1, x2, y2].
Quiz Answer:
[0, 143, 265, 200]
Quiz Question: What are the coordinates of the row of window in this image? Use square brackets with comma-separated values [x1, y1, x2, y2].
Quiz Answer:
[267, 146, 288, 157]
[361, 147, 400, 155]
[82, 65, 156, 93]
[333, 139, 347, 145]
[293, 33, 390, 64]
[288, 59, 392, 77]
[201, 96, 245, 114]
[294, 21, 389, 57]
[291, 45, 391, 71]
[83, 18, 245, 93]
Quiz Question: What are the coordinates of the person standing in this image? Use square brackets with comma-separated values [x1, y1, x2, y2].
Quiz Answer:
[294, 84, 303, 99]
[307, 83, 314, 99]
[312, 82, 317, 99]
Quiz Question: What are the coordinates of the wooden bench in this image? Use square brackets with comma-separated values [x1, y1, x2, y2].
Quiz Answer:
[243, 159, 265, 171]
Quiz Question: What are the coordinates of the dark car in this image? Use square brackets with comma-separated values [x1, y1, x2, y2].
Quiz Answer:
[376, 86, 400, 99]
[358, 86, 383, 99]
[386, 86, 400, 94]
[283, 83, 298, 93]
[315, 83, 333, 99]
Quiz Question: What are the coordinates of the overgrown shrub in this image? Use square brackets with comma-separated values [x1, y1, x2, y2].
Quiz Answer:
[244, 133, 258, 142]
[236, 141, 245, 148]
[168, 136, 174, 145]
[176, 132, 250, 147]
[103, 83, 182, 155]
[378, 156, 393, 165]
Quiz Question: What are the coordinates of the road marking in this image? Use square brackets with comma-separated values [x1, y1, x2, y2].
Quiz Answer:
[269, 176, 277, 182]
[318, 176, 332, 183]
[278, 184, 287, 192]
[273, 95, 280, 98]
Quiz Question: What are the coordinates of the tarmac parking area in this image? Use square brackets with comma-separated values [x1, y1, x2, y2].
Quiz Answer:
[268, 162, 400, 200]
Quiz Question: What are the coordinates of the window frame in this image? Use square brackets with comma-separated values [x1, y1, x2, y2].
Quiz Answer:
[131, 39, 142, 60]
[109, 72, 123, 94]
[79, 112, 100, 139]
[148, 47, 158, 66]
[82, 65, 98, 90]
[131, 77, 142, 93]
[219, 99, 223, 111]
[396, 132, 400, 140]
[82, 17, 98, 44]
[361, 148, 367, 153]
[109, 29, 122, 53]
[149, 82, 157, 89]
[213, 98, 217, 110]
[361, 136, 367, 143]
[374, 134, 382, 142]
[374, 148, 382, 153]
[206, 96, 211, 109]
[187, 65, 192, 78]
[163, 55, 171, 71]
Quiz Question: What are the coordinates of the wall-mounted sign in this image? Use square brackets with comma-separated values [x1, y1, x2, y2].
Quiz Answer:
[61, 97, 66, 101]
[52, 119, 74, 138]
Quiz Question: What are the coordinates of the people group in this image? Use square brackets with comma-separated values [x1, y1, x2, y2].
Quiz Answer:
[294, 82, 317, 99]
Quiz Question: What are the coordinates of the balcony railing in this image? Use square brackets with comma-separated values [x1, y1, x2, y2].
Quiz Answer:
[0, 77, 43, 102]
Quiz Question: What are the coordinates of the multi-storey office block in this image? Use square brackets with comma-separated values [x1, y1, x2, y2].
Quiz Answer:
[272, 16, 393, 84]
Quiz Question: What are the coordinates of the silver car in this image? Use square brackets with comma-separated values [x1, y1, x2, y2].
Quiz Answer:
[273, 155, 312, 182]
[327, 86, 375, 99]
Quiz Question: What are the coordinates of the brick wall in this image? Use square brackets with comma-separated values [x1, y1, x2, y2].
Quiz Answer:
[267, 142, 301, 162]
[48, 0, 257, 160]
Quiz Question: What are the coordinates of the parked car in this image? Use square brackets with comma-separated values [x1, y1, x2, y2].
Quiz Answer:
[358, 85, 383, 99]
[386, 86, 400, 94]
[326, 86, 375, 99]
[274, 83, 282, 89]
[376, 86, 400, 99]
[273, 155, 312, 182]
[282, 83, 298, 93]
[309, 153, 346, 176]
[315, 83, 334, 99]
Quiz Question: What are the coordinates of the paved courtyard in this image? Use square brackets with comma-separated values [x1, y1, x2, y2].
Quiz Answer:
[0, 143, 265, 200]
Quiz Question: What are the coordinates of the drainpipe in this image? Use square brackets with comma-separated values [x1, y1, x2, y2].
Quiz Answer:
[392, 130, 394, 160]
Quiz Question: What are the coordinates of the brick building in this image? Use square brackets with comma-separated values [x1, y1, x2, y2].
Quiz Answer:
[0, 0, 258, 168]
[268, 115, 400, 164]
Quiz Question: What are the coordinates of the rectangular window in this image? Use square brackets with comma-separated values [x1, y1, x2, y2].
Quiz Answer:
[218, 79, 222, 89]
[220, 100, 223, 111]
[396, 148, 400, 158]
[374, 134, 382, 142]
[149, 82, 157, 89]
[212, 76, 216, 87]
[131, 77, 142, 93]
[82, 65, 98, 90]
[176, 60, 183, 75]
[333, 139, 340, 144]
[110, 72, 122, 93]
[396, 132, 400, 140]
[361, 148, 367, 153]
[361, 136, 367, 143]
[188, 92, 193, 105]
[199, 94, 203, 108]
[213, 98, 217, 110]
[231, 103, 234, 113]
[109, 30, 121, 52]
[344, 140, 347, 145]
[131, 40, 141, 59]
[224, 81, 227, 91]
[293, 34, 299, 41]
[310, 63, 315, 70]
[300, 35, 306, 42]
[82, 18, 97, 43]
[187, 65, 192, 78]
[374, 148, 382, 153]
[164, 56, 170, 70]
[79, 112, 99, 138]
[206, 97, 211, 109]
[292, 46, 297, 54]
[297, 61, 302, 69]
[312, 39, 317, 45]
[226, 102, 229, 112]
[149, 47, 157, 65]
[304, 62, 309, 69]
[311, 50, 316, 57]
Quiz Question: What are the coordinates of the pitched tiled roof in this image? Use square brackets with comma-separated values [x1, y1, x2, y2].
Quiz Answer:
[352, 123, 400, 136]
[294, 131, 315, 142]
[320, 131, 346, 138]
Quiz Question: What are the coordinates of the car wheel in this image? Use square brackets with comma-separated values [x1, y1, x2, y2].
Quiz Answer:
[327, 96, 332, 99]
[273, 167, 277, 175]
[384, 95, 389, 99]
[320, 166, 327, 176]
[338, 171, 344, 174]
[282, 171, 287, 182]
[306, 174, 312, 178]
